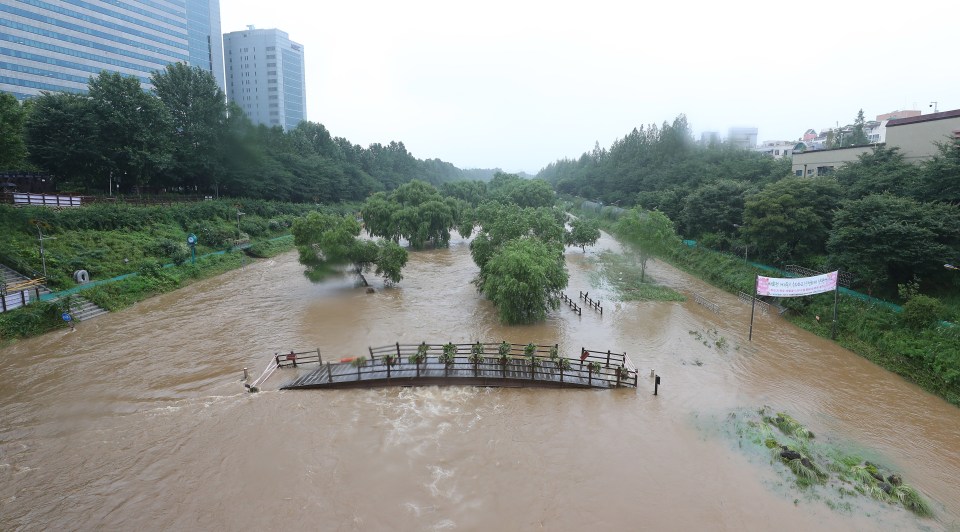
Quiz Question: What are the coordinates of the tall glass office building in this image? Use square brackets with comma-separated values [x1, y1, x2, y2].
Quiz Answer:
[0, 0, 224, 99]
[223, 27, 305, 131]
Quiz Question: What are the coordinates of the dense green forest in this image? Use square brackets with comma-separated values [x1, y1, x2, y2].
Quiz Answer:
[538, 115, 960, 299]
[0, 66, 499, 202]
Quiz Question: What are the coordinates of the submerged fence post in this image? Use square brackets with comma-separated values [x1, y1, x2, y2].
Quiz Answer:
[327, 362, 332, 383]
[654, 375, 660, 396]
[316, 348, 322, 364]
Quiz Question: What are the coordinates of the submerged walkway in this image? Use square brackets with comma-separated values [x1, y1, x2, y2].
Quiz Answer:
[265, 342, 639, 391]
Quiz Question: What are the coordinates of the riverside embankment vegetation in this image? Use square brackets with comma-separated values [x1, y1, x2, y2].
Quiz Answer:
[0, 200, 347, 341]
[545, 113, 960, 406]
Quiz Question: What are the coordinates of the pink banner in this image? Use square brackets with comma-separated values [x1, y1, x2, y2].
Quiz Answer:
[756, 271, 838, 298]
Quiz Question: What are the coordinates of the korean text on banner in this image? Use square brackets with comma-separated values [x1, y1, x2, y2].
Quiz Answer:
[756, 271, 838, 298]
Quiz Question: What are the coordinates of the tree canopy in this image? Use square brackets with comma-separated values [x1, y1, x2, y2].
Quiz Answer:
[15, 70, 471, 198]
[291, 212, 408, 286]
[566, 217, 601, 252]
[0, 93, 28, 169]
[480, 237, 568, 324]
[362, 180, 471, 248]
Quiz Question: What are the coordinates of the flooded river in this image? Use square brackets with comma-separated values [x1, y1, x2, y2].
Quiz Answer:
[2, 232, 959, 530]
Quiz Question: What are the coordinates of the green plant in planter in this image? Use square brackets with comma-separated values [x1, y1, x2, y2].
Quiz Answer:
[409, 342, 428, 365]
[382, 353, 396, 378]
[498, 341, 511, 360]
[468, 342, 484, 375]
[524, 342, 537, 356]
[587, 361, 602, 385]
[439, 342, 457, 366]
[549, 345, 559, 362]
[556, 357, 571, 372]
[617, 365, 631, 380]
[439, 342, 457, 377]
[351, 356, 367, 380]
[408, 342, 428, 378]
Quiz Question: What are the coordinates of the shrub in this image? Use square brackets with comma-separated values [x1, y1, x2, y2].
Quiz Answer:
[901, 295, 944, 330]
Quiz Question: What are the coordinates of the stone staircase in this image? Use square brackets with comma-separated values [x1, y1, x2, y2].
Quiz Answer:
[0, 263, 108, 322]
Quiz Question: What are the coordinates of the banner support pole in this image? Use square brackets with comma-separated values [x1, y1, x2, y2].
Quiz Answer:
[749, 275, 758, 341]
[831, 284, 839, 340]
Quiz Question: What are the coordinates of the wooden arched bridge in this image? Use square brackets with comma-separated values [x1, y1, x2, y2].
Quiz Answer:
[249, 342, 640, 391]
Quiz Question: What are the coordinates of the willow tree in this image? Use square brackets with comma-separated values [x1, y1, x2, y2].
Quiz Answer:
[470, 202, 569, 324]
[292, 212, 407, 286]
[362, 180, 470, 248]
[481, 237, 568, 324]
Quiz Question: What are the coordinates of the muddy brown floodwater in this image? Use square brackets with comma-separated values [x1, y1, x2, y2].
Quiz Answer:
[2, 231, 959, 531]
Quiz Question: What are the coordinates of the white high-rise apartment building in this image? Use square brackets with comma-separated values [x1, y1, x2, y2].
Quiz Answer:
[0, 0, 224, 98]
[222, 27, 305, 130]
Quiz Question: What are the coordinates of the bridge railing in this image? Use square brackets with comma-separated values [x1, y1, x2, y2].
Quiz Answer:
[277, 342, 639, 388]
[274, 348, 323, 368]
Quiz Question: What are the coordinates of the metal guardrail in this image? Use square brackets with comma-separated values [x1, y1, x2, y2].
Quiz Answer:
[785, 264, 853, 288]
[738, 291, 770, 315]
[693, 293, 720, 314]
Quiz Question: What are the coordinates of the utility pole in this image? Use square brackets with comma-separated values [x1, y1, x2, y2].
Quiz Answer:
[35, 223, 54, 278]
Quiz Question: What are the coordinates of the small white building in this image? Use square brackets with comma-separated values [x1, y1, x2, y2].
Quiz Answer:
[754, 140, 797, 159]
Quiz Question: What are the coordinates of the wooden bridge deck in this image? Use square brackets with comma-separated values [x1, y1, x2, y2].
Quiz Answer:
[271, 343, 639, 391]
[283, 358, 631, 390]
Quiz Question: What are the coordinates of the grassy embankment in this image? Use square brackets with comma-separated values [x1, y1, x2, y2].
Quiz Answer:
[575, 207, 960, 407]
[0, 200, 354, 342]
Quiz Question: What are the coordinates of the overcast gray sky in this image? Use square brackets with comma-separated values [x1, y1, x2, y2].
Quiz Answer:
[221, 0, 957, 174]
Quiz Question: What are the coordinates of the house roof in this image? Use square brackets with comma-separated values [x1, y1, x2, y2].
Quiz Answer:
[887, 109, 960, 127]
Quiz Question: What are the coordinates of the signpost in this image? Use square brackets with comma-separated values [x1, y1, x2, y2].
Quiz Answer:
[186, 233, 197, 264]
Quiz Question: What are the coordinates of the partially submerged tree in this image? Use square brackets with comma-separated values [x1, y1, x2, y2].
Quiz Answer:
[566, 217, 601, 252]
[291, 212, 408, 286]
[615, 208, 680, 281]
[362, 180, 471, 248]
[480, 237, 568, 324]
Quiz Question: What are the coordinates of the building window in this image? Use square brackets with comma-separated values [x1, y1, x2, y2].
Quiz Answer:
[268, 79, 277, 84]
[268, 71, 276, 76]
[267, 54, 276, 59]
[268, 87, 278, 92]
[817, 166, 833, 176]
[269, 95, 278, 100]
[795, 170, 803, 176]
[266, 46, 275, 51]
[267, 63, 276, 67]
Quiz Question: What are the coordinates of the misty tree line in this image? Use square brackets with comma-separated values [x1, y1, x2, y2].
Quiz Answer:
[0, 65, 489, 201]
[538, 115, 960, 295]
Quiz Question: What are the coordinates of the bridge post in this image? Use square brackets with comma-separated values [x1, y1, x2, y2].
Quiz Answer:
[327, 362, 332, 383]
[316, 348, 322, 364]
[396, 342, 401, 358]
[606, 350, 611, 368]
